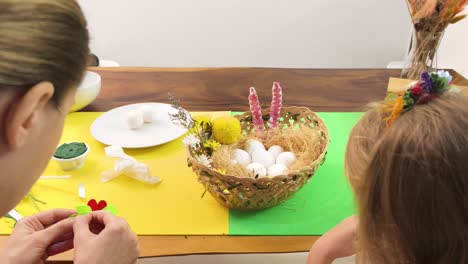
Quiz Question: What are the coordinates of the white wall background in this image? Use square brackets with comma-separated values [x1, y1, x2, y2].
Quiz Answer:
[78, 0, 415, 69]
[78, 1, 467, 77]
[438, 9, 468, 77]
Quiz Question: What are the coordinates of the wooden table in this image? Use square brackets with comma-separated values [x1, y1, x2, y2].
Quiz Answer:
[2, 68, 467, 262]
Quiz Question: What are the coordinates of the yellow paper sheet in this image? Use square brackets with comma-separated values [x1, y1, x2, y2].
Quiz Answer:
[1, 112, 230, 235]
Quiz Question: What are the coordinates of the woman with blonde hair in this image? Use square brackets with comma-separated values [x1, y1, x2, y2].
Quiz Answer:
[308, 72, 468, 263]
[0, 0, 138, 263]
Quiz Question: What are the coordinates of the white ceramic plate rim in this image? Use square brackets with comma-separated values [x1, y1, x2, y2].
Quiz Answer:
[90, 103, 188, 148]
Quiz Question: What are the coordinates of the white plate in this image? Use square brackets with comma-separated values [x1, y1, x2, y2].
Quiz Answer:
[90, 103, 188, 148]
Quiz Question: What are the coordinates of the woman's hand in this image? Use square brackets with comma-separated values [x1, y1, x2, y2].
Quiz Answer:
[0, 209, 76, 264]
[307, 215, 358, 264]
[73, 211, 139, 264]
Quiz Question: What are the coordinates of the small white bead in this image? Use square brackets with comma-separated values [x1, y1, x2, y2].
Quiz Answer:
[127, 110, 144, 129]
[276, 152, 296, 167]
[78, 184, 86, 199]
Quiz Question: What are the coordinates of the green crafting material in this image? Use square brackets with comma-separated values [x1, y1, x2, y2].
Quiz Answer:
[54, 142, 87, 159]
[76, 205, 92, 215]
[103, 205, 118, 215]
[228, 112, 363, 235]
[76, 205, 118, 216]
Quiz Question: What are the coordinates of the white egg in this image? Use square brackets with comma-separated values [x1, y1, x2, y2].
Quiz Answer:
[140, 105, 155, 123]
[246, 162, 267, 178]
[231, 149, 251, 166]
[268, 164, 289, 177]
[276, 152, 296, 167]
[252, 150, 275, 168]
[268, 145, 284, 160]
[245, 139, 265, 155]
[127, 110, 144, 129]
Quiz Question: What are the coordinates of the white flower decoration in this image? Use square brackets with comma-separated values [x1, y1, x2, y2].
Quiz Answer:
[182, 134, 200, 147]
[196, 154, 213, 168]
[437, 70, 453, 87]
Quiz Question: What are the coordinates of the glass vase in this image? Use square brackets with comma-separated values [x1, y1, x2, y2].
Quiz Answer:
[401, 0, 451, 80]
[401, 23, 446, 80]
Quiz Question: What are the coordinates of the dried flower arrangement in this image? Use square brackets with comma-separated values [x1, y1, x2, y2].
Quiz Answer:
[402, 0, 467, 79]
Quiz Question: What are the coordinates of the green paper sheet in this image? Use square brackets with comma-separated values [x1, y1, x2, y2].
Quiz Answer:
[228, 112, 363, 235]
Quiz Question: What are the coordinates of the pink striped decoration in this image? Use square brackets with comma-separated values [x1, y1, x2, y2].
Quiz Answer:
[269, 82, 283, 128]
[248, 87, 265, 131]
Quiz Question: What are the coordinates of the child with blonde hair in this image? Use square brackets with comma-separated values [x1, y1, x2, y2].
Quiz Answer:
[308, 72, 468, 264]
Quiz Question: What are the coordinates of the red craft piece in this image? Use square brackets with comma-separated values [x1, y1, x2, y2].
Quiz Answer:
[410, 85, 423, 96]
[87, 199, 108, 211]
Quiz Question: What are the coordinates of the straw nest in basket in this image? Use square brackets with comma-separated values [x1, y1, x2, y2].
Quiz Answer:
[211, 117, 325, 178]
[173, 83, 329, 210]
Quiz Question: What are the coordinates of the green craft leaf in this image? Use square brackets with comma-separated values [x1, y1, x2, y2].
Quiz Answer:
[76, 205, 92, 215]
[103, 205, 118, 215]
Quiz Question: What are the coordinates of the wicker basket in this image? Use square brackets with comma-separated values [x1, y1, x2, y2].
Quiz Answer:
[187, 106, 329, 211]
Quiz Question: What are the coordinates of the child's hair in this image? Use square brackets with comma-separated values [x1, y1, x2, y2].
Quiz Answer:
[345, 92, 468, 263]
[0, 0, 89, 104]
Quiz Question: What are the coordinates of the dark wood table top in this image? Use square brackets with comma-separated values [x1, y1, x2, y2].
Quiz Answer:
[2, 68, 467, 263]
[84, 68, 467, 113]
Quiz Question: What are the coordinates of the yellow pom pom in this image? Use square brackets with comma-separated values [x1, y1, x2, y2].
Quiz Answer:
[212, 117, 242, 145]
